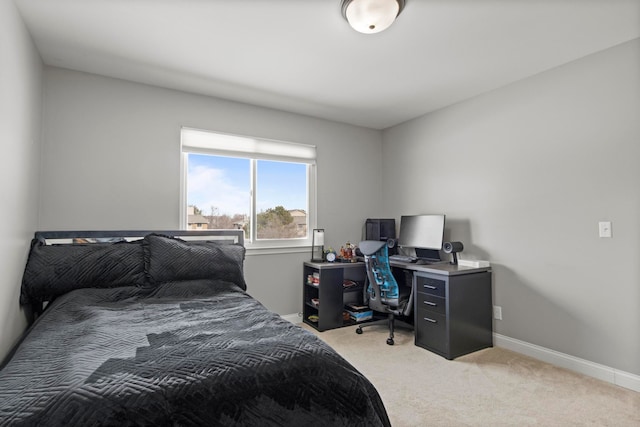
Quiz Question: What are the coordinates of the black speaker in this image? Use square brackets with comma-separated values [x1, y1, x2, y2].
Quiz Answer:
[386, 238, 398, 255]
[443, 241, 463, 265]
[443, 241, 464, 253]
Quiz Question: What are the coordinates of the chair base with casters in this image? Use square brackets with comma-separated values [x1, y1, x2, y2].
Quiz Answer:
[355, 312, 413, 345]
[356, 240, 414, 345]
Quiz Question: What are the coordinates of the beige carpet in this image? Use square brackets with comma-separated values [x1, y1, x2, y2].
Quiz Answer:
[302, 324, 640, 427]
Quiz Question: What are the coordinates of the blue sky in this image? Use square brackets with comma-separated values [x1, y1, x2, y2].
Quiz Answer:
[187, 154, 307, 216]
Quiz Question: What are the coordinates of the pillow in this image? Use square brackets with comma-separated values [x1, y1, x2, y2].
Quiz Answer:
[20, 239, 145, 306]
[143, 234, 247, 290]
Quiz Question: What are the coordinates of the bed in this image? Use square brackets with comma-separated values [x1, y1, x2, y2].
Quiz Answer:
[0, 230, 390, 426]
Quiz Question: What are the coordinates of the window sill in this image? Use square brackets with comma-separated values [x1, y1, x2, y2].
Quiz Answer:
[246, 245, 312, 257]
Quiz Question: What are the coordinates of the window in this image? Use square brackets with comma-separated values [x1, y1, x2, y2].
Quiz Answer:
[181, 128, 316, 249]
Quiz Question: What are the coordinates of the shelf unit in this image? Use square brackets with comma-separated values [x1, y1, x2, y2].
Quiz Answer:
[302, 261, 367, 332]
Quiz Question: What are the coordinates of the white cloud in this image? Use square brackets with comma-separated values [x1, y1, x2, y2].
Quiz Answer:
[188, 166, 248, 216]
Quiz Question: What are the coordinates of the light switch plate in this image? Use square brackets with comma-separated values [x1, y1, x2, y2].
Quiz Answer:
[598, 221, 612, 238]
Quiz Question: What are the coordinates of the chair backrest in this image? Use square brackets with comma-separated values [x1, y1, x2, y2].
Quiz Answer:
[359, 240, 400, 311]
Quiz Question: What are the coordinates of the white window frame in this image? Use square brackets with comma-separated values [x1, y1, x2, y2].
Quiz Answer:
[180, 127, 317, 253]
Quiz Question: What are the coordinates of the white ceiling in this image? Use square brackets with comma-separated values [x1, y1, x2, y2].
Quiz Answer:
[15, 0, 640, 130]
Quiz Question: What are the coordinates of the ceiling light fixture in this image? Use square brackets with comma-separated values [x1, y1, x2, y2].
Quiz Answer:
[341, 0, 405, 34]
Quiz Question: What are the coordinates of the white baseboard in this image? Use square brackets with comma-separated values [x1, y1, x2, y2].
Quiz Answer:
[280, 313, 302, 324]
[494, 333, 640, 393]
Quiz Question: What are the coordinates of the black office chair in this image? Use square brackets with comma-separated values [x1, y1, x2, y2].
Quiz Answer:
[356, 240, 413, 345]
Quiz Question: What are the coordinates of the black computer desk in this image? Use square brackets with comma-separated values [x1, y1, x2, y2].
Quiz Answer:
[303, 259, 493, 360]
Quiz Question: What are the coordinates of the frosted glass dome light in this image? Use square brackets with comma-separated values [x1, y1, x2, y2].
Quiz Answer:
[341, 0, 405, 34]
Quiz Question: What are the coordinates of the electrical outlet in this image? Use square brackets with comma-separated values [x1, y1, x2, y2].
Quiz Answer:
[493, 305, 502, 320]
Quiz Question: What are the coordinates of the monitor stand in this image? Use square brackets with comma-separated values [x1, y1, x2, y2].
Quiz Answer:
[415, 248, 441, 262]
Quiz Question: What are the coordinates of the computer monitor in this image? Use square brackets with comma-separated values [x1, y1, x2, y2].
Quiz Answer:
[365, 218, 396, 241]
[398, 214, 446, 260]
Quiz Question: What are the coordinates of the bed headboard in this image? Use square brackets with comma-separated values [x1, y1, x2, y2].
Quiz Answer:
[33, 229, 244, 246]
[22, 229, 245, 325]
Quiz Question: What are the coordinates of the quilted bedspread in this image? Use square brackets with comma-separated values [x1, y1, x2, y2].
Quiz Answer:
[0, 280, 390, 426]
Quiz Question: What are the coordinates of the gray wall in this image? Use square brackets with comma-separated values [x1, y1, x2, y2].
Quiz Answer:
[381, 39, 640, 375]
[39, 67, 383, 315]
[0, 1, 43, 360]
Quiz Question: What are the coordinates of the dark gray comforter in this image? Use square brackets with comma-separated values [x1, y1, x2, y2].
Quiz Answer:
[0, 280, 390, 426]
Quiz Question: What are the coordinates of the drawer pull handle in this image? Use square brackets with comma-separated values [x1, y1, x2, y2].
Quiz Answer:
[423, 301, 436, 306]
[423, 285, 437, 290]
[423, 317, 437, 323]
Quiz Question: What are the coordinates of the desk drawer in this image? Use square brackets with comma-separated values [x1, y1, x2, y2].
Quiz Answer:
[416, 293, 445, 316]
[416, 275, 446, 297]
[415, 308, 447, 354]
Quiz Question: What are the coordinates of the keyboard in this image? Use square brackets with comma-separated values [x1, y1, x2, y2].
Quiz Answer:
[389, 254, 417, 263]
